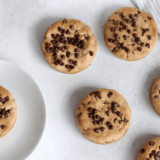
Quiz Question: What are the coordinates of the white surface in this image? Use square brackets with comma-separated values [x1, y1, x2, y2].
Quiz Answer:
[0, 60, 46, 160]
[132, 0, 160, 34]
[1, 0, 160, 160]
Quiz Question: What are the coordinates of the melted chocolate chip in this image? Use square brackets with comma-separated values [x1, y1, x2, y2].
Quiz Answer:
[107, 92, 113, 98]
[89, 51, 94, 56]
[105, 111, 110, 116]
[154, 95, 159, 99]
[110, 27, 115, 32]
[134, 14, 138, 18]
[141, 149, 145, 153]
[70, 25, 74, 30]
[148, 16, 152, 20]
[63, 19, 68, 23]
[99, 127, 105, 131]
[66, 51, 71, 57]
[66, 29, 71, 35]
[113, 20, 118, 25]
[114, 118, 117, 123]
[120, 22, 124, 26]
[75, 53, 79, 58]
[129, 14, 133, 19]
[137, 47, 142, 52]
[123, 35, 127, 40]
[108, 125, 113, 130]
[141, 42, 144, 47]
[123, 25, 128, 30]
[1, 124, 5, 129]
[94, 128, 99, 133]
[146, 43, 150, 48]
[127, 29, 131, 34]
[149, 141, 155, 146]
[148, 35, 152, 40]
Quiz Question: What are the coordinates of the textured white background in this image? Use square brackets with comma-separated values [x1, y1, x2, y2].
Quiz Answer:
[0, 0, 160, 160]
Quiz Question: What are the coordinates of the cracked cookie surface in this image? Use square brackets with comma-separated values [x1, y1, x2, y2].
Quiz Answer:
[0, 86, 17, 138]
[76, 89, 131, 144]
[104, 7, 158, 61]
[42, 18, 97, 74]
[150, 75, 160, 116]
[137, 137, 160, 160]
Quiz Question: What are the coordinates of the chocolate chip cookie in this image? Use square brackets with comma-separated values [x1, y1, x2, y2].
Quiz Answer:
[150, 75, 160, 116]
[137, 136, 160, 160]
[104, 7, 158, 61]
[42, 19, 97, 74]
[76, 89, 131, 144]
[0, 86, 17, 138]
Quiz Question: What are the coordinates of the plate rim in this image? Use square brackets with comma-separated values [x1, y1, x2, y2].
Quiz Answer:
[0, 59, 47, 160]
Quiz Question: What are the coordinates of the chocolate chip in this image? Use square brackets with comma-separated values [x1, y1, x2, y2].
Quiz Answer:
[120, 43, 124, 49]
[51, 34, 55, 38]
[120, 22, 124, 26]
[120, 12, 124, 16]
[129, 14, 133, 19]
[146, 158, 149, 160]
[124, 47, 130, 53]
[137, 47, 142, 52]
[114, 118, 117, 123]
[115, 34, 120, 40]
[108, 38, 113, 43]
[141, 149, 145, 153]
[65, 64, 70, 69]
[70, 25, 74, 30]
[154, 95, 159, 99]
[5, 96, 9, 101]
[157, 151, 160, 157]
[134, 14, 138, 18]
[119, 27, 123, 32]
[123, 35, 127, 40]
[63, 19, 68, 23]
[94, 128, 99, 133]
[66, 51, 71, 57]
[122, 16, 126, 21]
[75, 53, 79, 58]
[66, 29, 71, 35]
[148, 16, 152, 20]
[149, 141, 155, 146]
[4, 112, 8, 117]
[105, 111, 110, 116]
[124, 117, 129, 123]
[108, 125, 113, 130]
[131, 23, 136, 27]
[132, 33, 137, 37]
[123, 25, 128, 30]
[148, 35, 152, 40]
[116, 111, 123, 117]
[132, 17, 136, 23]
[73, 61, 77, 66]
[127, 29, 131, 34]
[1, 124, 5, 129]
[113, 20, 118, 25]
[118, 120, 122, 124]
[99, 127, 105, 131]
[87, 107, 93, 112]
[138, 10, 141, 14]
[69, 65, 74, 69]
[107, 92, 113, 98]
[146, 43, 150, 48]
[110, 27, 115, 32]
[89, 51, 94, 56]
[141, 42, 144, 47]
[135, 37, 141, 44]
[88, 101, 91, 105]
[69, 59, 73, 64]
[126, 19, 131, 23]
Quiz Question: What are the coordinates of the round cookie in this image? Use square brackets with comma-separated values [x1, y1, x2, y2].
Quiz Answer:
[137, 136, 160, 160]
[0, 86, 17, 138]
[150, 75, 160, 116]
[76, 89, 131, 144]
[104, 7, 158, 61]
[42, 18, 97, 74]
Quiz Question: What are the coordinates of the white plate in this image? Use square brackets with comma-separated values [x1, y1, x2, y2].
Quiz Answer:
[0, 60, 46, 160]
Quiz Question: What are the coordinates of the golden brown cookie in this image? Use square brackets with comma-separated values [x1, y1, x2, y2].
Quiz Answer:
[104, 7, 158, 61]
[137, 136, 160, 160]
[76, 89, 131, 144]
[42, 18, 97, 74]
[150, 75, 160, 116]
[0, 86, 17, 138]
